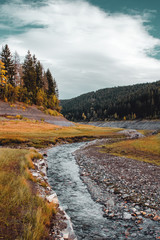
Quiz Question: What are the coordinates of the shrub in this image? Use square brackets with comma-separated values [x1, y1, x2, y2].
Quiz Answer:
[16, 115, 23, 120]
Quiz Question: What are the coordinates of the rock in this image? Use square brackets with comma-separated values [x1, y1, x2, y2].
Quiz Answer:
[32, 171, 40, 177]
[43, 152, 48, 157]
[108, 212, 115, 219]
[131, 233, 137, 237]
[125, 229, 130, 237]
[46, 193, 59, 206]
[123, 194, 130, 199]
[153, 215, 160, 221]
[135, 211, 141, 215]
[123, 212, 132, 220]
[131, 207, 137, 212]
[140, 211, 146, 216]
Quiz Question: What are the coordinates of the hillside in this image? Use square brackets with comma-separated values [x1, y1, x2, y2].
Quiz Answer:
[0, 101, 73, 126]
[61, 81, 160, 121]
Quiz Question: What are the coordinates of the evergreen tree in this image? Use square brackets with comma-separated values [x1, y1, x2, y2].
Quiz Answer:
[46, 69, 56, 95]
[42, 71, 48, 91]
[1, 44, 15, 85]
[36, 60, 43, 89]
[22, 51, 37, 102]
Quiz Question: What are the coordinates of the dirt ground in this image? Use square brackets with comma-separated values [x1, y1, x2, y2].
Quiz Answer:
[0, 101, 73, 126]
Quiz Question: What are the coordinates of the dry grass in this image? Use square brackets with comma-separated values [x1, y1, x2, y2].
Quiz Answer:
[0, 119, 123, 238]
[0, 148, 56, 240]
[100, 133, 160, 165]
[0, 119, 122, 148]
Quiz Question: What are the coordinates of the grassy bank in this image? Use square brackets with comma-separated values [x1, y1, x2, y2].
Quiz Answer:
[0, 119, 122, 148]
[0, 148, 56, 240]
[0, 118, 122, 239]
[100, 133, 160, 165]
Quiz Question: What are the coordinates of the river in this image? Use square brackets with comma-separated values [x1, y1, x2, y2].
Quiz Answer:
[47, 142, 159, 240]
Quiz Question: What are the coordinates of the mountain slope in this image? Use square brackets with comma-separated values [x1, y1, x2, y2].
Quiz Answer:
[0, 101, 73, 126]
[61, 81, 160, 121]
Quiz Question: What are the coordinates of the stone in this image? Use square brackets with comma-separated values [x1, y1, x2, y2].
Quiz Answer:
[153, 215, 160, 221]
[46, 193, 59, 206]
[131, 233, 137, 237]
[43, 152, 47, 157]
[123, 212, 132, 220]
[32, 172, 39, 177]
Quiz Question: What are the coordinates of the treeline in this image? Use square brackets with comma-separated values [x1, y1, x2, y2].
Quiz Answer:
[0, 44, 60, 112]
[61, 81, 160, 121]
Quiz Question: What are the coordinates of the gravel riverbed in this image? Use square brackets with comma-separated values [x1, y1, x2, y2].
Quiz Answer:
[74, 138, 160, 239]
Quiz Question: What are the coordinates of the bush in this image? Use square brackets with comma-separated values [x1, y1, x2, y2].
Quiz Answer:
[44, 109, 59, 116]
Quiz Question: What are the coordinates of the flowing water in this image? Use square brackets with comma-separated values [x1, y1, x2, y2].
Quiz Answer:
[47, 143, 159, 240]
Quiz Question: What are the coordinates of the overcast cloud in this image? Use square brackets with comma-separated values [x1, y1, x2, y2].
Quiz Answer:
[0, 0, 160, 99]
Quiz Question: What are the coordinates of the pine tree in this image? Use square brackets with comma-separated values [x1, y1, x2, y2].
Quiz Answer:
[1, 44, 15, 85]
[36, 61, 43, 89]
[46, 69, 56, 95]
[22, 51, 37, 102]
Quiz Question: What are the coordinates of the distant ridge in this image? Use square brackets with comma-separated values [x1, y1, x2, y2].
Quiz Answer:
[61, 81, 160, 121]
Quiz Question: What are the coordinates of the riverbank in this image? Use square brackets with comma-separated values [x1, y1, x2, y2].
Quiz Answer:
[0, 118, 123, 239]
[1, 116, 159, 239]
[74, 132, 160, 239]
[83, 119, 160, 130]
[31, 150, 77, 240]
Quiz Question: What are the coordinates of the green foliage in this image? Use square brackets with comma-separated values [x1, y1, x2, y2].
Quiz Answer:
[0, 44, 60, 112]
[61, 81, 160, 121]
[46, 69, 56, 96]
[23, 51, 37, 102]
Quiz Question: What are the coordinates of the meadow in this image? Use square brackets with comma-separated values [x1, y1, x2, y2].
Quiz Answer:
[0, 118, 121, 148]
[0, 148, 56, 240]
[0, 118, 159, 239]
[100, 132, 160, 165]
[0, 118, 121, 239]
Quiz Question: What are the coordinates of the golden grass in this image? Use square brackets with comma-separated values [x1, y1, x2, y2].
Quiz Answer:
[0, 148, 56, 240]
[0, 119, 122, 148]
[100, 133, 160, 165]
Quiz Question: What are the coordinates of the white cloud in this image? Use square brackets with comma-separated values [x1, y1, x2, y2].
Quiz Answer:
[0, 0, 160, 99]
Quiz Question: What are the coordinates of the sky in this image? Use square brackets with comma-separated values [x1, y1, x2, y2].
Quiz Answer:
[0, 0, 160, 99]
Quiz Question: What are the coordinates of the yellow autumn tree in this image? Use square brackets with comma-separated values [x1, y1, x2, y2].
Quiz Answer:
[0, 60, 7, 85]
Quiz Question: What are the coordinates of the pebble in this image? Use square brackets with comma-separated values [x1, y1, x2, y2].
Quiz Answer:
[123, 212, 132, 220]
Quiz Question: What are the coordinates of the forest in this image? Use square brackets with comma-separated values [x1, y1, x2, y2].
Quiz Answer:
[0, 44, 60, 113]
[61, 81, 160, 121]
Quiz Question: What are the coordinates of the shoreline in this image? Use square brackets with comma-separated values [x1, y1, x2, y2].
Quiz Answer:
[31, 148, 77, 240]
[81, 119, 160, 130]
[74, 137, 160, 238]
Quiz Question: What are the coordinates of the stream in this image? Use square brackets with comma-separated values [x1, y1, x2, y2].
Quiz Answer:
[47, 142, 159, 240]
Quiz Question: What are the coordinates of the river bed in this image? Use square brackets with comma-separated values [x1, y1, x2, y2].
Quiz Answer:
[47, 142, 160, 240]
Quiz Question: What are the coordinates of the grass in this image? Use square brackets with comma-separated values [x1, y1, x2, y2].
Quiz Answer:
[1, 117, 158, 239]
[0, 119, 123, 238]
[0, 148, 56, 240]
[0, 119, 122, 148]
[100, 133, 160, 165]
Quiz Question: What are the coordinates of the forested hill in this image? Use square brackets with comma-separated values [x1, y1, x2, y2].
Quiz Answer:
[61, 81, 160, 122]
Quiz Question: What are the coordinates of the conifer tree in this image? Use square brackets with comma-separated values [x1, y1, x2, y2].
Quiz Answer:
[22, 51, 37, 102]
[1, 44, 15, 85]
[46, 69, 56, 95]
[36, 60, 43, 89]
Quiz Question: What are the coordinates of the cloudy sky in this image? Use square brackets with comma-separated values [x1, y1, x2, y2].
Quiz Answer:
[0, 0, 160, 99]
